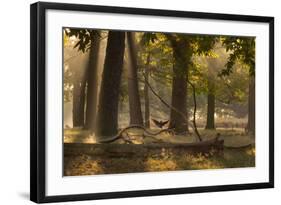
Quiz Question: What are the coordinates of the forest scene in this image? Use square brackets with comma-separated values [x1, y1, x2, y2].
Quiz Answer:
[63, 28, 255, 176]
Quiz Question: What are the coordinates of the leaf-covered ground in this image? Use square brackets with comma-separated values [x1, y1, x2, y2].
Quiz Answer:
[63, 128, 255, 176]
[64, 146, 255, 176]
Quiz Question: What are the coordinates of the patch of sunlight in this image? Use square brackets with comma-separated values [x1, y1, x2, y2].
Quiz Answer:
[145, 158, 178, 171]
[64, 129, 96, 143]
[82, 135, 96, 143]
[246, 147, 256, 156]
[65, 155, 104, 176]
[64, 128, 90, 135]
[186, 154, 224, 169]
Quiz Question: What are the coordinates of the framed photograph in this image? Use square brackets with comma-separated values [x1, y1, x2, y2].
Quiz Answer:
[30, 1, 274, 203]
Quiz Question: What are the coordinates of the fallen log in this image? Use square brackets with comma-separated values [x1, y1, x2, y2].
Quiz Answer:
[64, 137, 224, 157]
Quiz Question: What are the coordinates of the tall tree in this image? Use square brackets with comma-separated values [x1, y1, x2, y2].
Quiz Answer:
[205, 59, 216, 129]
[126, 32, 144, 126]
[247, 76, 255, 134]
[205, 82, 215, 129]
[65, 28, 97, 128]
[140, 33, 216, 134]
[221, 37, 255, 134]
[72, 74, 86, 127]
[144, 53, 151, 128]
[166, 34, 216, 134]
[65, 29, 100, 129]
[168, 38, 190, 133]
[95, 31, 125, 139]
[84, 31, 101, 131]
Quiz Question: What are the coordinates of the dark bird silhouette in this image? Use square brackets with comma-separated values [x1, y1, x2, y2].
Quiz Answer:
[152, 119, 169, 128]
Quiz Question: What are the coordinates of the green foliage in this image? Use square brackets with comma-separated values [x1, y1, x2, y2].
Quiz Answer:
[140, 32, 157, 46]
[188, 61, 208, 94]
[220, 36, 255, 76]
[65, 28, 100, 53]
[137, 32, 250, 117]
[138, 32, 174, 86]
[188, 41, 249, 119]
[191, 35, 218, 56]
[217, 64, 249, 104]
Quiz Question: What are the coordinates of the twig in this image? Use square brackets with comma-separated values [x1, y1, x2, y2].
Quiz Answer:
[187, 79, 202, 141]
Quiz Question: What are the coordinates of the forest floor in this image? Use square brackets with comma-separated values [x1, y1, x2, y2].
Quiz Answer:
[64, 128, 255, 176]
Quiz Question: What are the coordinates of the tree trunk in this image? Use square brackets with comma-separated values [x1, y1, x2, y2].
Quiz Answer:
[205, 71, 215, 129]
[144, 53, 151, 128]
[206, 93, 215, 129]
[247, 75, 255, 134]
[72, 78, 86, 127]
[169, 69, 188, 133]
[84, 32, 101, 131]
[95, 31, 125, 139]
[167, 37, 189, 134]
[126, 32, 144, 126]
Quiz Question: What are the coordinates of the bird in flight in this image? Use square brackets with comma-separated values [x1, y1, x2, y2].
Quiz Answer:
[152, 119, 169, 128]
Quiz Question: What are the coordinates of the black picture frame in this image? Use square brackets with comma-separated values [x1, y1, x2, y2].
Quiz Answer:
[30, 1, 274, 203]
